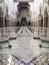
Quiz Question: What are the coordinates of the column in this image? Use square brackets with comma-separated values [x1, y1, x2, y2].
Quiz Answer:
[0, 16, 4, 28]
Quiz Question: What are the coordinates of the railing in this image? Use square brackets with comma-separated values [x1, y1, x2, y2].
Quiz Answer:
[27, 26, 49, 40]
[0, 26, 49, 40]
[0, 27, 21, 37]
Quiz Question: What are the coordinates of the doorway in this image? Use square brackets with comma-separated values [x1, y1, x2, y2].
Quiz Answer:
[21, 16, 27, 26]
[22, 22, 26, 26]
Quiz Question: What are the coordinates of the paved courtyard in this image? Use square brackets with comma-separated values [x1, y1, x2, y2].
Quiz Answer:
[0, 27, 49, 65]
[9, 27, 42, 63]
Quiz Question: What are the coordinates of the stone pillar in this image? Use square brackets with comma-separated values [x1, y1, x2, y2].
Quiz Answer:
[44, 7, 48, 36]
[38, 6, 43, 27]
[48, 14, 49, 27]
[44, 7, 48, 27]
[0, 9, 5, 28]
[0, 16, 4, 28]
[5, 17, 9, 27]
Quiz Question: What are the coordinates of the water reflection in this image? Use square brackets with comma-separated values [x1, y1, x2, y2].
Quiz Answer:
[41, 41, 49, 52]
[0, 41, 12, 53]
[0, 39, 49, 55]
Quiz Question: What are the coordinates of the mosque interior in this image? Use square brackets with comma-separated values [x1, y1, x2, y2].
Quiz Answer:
[0, 0, 49, 65]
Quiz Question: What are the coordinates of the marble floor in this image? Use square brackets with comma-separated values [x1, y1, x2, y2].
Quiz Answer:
[9, 26, 42, 63]
[10, 37, 42, 63]
[0, 26, 49, 65]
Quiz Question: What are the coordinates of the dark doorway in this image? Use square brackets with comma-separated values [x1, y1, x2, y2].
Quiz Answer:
[21, 16, 27, 26]
[22, 22, 26, 26]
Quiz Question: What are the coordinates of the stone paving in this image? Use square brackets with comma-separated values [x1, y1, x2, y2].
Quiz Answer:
[10, 37, 41, 63]
[0, 52, 49, 65]
[0, 36, 9, 42]
[9, 27, 41, 63]
[0, 27, 49, 65]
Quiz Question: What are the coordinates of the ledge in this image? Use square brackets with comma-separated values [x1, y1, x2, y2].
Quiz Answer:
[40, 37, 49, 42]
[42, 40, 49, 43]
[0, 36, 9, 43]
[33, 37, 40, 39]
[0, 36, 16, 43]
[39, 44, 49, 48]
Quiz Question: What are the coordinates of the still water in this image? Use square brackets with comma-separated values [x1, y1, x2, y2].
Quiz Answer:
[41, 41, 49, 53]
[0, 40, 11, 54]
[0, 39, 49, 54]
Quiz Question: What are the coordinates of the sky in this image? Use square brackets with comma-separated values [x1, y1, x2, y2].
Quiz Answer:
[5, 0, 43, 19]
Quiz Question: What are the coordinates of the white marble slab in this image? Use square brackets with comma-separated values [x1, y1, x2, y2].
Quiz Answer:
[10, 27, 42, 63]
[10, 37, 41, 63]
